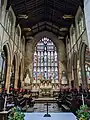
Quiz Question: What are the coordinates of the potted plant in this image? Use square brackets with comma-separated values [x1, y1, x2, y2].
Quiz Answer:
[76, 105, 90, 120]
[8, 106, 25, 120]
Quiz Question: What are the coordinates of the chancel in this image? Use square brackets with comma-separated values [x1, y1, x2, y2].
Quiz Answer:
[1, 0, 90, 120]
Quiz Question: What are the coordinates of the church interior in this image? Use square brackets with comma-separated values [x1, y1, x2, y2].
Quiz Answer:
[1, 0, 90, 120]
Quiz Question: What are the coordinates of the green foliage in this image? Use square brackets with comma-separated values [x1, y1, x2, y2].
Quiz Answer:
[8, 106, 25, 120]
[76, 105, 90, 120]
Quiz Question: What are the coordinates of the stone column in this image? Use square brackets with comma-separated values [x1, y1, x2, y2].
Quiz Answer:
[73, 67, 78, 88]
[25, 38, 35, 83]
[5, 64, 12, 93]
[20, 65, 24, 88]
[14, 69, 19, 89]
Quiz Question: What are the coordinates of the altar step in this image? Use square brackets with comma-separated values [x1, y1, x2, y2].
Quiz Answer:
[34, 97, 57, 103]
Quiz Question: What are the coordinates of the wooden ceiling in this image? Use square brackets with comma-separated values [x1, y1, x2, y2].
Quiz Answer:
[7, 0, 83, 40]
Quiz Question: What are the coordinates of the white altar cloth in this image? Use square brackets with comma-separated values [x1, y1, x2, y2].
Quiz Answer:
[24, 112, 76, 120]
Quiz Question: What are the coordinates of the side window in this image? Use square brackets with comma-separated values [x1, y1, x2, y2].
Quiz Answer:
[78, 13, 85, 35]
[6, 12, 13, 36]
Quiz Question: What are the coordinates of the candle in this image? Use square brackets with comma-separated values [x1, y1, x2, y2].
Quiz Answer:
[82, 94, 84, 106]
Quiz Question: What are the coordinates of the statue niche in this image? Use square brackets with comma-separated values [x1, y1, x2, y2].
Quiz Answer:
[24, 74, 31, 86]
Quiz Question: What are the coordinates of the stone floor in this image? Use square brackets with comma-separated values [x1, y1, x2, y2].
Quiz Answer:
[27, 103, 61, 112]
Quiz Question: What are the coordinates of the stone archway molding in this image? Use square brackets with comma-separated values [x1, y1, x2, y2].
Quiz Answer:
[79, 42, 88, 90]
[25, 31, 67, 88]
[2, 42, 12, 93]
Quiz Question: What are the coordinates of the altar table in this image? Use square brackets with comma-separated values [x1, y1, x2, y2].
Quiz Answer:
[24, 112, 77, 120]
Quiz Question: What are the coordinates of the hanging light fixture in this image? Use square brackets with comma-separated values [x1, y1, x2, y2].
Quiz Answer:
[59, 28, 68, 31]
[63, 15, 74, 19]
[18, 14, 28, 19]
[23, 28, 31, 31]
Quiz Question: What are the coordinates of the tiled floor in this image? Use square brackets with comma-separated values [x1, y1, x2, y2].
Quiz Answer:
[33, 103, 61, 112]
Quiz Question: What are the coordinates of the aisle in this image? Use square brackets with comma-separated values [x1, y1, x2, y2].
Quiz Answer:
[26, 103, 61, 112]
[33, 103, 60, 112]
[24, 113, 76, 120]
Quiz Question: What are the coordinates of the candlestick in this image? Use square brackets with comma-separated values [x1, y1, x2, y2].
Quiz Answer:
[3, 96, 7, 111]
[82, 94, 84, 106]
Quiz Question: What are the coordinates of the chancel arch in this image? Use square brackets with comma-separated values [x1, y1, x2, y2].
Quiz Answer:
[25, 31, 67, 95]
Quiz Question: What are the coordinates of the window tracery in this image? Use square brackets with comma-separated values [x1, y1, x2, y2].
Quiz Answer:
[33, 37, 58, 81]
[6, 12, 13, 36]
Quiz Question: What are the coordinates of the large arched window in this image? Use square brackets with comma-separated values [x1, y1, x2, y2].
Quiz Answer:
[6, 12, 13, 36]
[33, 37, 58, 81]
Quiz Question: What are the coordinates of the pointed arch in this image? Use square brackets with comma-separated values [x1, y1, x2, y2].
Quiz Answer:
[5, 6, 16, 38]
[33, 37, 59, 81]
[2, 42, 12, 90]
[79, 42, 88, 90]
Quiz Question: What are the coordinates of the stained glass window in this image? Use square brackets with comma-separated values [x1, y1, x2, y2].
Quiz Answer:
[33, 37, 58, 81]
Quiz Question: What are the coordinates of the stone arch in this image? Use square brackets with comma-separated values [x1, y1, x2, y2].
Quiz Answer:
[34, 31, 57, 48]
[3, 41, 12, 65]
[2, 42, 12, 91]
[79, 42, 88, 90]
[25, 31, 66, 87]
[5, 6, 16, 38]
[15, 24, 21, 48]
[34, 31, 66, 62]
[12, 53, 18, 70]
[16, 24, 21, 40]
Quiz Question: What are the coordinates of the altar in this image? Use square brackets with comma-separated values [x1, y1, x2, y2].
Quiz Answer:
[40, 81, 52, 97]
[24, 113, 76, 120]
[31, 79, 60, 97]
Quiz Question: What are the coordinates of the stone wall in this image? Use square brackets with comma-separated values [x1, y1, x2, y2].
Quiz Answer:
[0, 0, 25, 92]
[24, 31, 67, 88]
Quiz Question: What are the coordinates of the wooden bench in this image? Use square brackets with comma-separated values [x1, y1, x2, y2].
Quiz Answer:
[61, 94, 72, 112]
[0, 110, 11, 120]
[61, 104, 70, 111]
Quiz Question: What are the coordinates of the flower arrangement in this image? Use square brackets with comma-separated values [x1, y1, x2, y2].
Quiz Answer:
[76, 105, 90, 120]
[8, 106, 25, 120]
